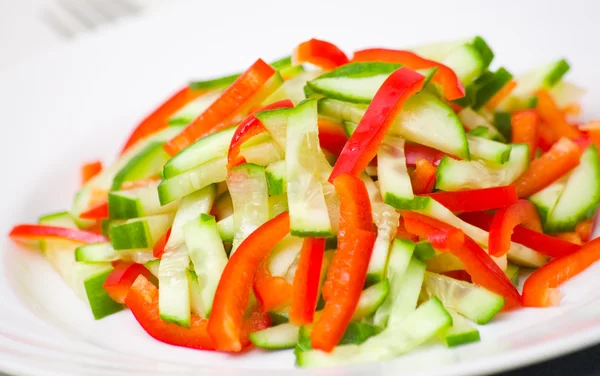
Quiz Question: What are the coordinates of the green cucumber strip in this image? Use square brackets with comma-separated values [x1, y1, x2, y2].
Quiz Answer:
[342, 121, 358, 137]
[249, 323, 300, 350]
[441, 308, 481, 347]
[373, 238, 415, 327]
[378, 136, 414, 208]
[186, 269, 204, 316]
[168, 91, 222, 126]
[352, 280, 390, 321]
[216, 215, 234, 242]
[227, 164, 270, 253]
[507, 242, 548, 268]
[545, 146, 600, 233]
[144, 259, 160, 277]
[409, 38, 470, 62]
[530, 175, 568, 224]
[75, 242, 119, 263]
[470, 36, 494, 69]
[158, 185, 216, 327]
[108, 181, 178, 219]
[423, 272, 503, 325]
[212, 191, 233, 221]
[459, 108, 505, 142]
[109, 213, 174, 250]
[435, 143, 529, 191]
[296, 298, 451, 367]
[268, 310, 290, 325]
[387, 257, 426, 328]
[505, 262, 520, 287]
[458, 67, 513, 110]
[286, 99, 332, 237]
[83, 266, 125, 320]
[366, 202, 400, 284]
[269, 194, 289, 219]
[468, 125, 493, 139]
[184, 213, 228, 317]
[111, 142, 170, 191]
[493, 111, 513, 141]
[441, 44, 486, 86]
[279, 65, 305, 80]
[297, 322, 379, 353]
[268, 235, 303, 277]
[266, 160, 286, 195]
[414, 241, 436, 262]
[467, 135, 512, 164]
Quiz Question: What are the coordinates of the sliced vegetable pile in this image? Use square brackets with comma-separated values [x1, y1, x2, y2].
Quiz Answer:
[10, 37, 600, 367]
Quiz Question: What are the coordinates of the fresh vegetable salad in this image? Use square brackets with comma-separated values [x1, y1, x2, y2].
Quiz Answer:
[9, 37, 600, 367]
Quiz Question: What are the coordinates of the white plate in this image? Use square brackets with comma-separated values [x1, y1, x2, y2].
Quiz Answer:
[2, 0, 600, 375]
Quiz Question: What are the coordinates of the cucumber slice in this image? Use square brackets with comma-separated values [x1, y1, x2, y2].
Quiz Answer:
[459, 108, 505, 142]
[317, 98, 366, 125]
[216, 215, 234, 242]
[75, 242, 119, 263]
[462, 67, 513, 110]
[530, 175, 568, 223]
[297, 322, 379, 353]
[414, 241, 436, 262]
[505, 262, 520, 287]
[426, 252, 465, 274]
[367, 202, 400, 284]
[268, 235, 303, 277]
[423, 272, 503, 325]
[467, 135, 512, 164]
[227, 164, 270, 253]
[386, 257, 426, 328]
[108, 181, 178, 219]
[342, 121, 358, 137]
[144, 259, 160, 277]
[186, 269, 204, 316]
[269, 194, 289, 219]
[506, 242, 548, 268]
[266, 160, 286, 196]
[493, 111, 513, 141]
[352, 280, 390, 321]
[111, 142, 170, 191]
[168, 91, 222, 126]
[373, 238, 416, 327]
[158, 185, 216, 327]
[435, 143, 529, 191]
[109, 213, 174, 250]
[184, 214, 228, 317]
[441, 308, 481, 347]
[378, 136, 414, 208]
[249, 323, 299, 350]
[212, 191, 233, 221]
[441, 44, 486, 86]
[498, 59, 570, 111]
[549, 81, 586, 108]
[286, 99, 332, 237]
[409, 37, 471, 62]
[297, 298, 451, 367]
[545, 146, 600, 233]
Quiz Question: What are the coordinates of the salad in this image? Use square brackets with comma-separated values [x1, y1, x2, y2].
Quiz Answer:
[8, 37, 600, 367]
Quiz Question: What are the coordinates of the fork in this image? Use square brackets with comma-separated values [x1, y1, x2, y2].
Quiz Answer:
[41, 0, 142, 39]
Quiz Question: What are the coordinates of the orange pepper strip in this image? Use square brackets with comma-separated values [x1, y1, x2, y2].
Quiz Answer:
[513, 137, 581, 198]
[554, 232, 583, 245]
[485, 80, 517, 110]
[410, 158, 437, 194]
[523, 237, 600, 307]
[253, 258, 293, 313]
[536, 90, 583, 140]
[511, 110, 539, 160]
[81, 160, 103, 185]
[576, 219, 593, 243]
[563, 103, 581, 117]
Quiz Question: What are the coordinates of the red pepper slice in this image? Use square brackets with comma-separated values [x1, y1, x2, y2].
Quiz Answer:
[511, 110, 539, 160]
[459, 211, 580, 258]
[424, 186, 519, 213]
[403, 211, 522, 310]
[514, 137, 581, 198]
[489, 200, 542, 257]
[352, 48, 465, 100]
[227, 100, 294, 168]
[292, 39, 349, 70]
[239, 304, 272, 349]
[331, 173, 373, 244]
[329, 67, 425, 182]
[396, 216, 419, 242]
[103, 262, 153, 304]
[405, 143, 447, 167]
[537, 122, 558, 151]
[442, 270, 473, 283]
[318, 118, 348, 157]
[312, 229, 376, 352]
[402, 211, 465, 250]
[81, 160, 103, 185]
[208, 211, 290, 352]
[125, 275, 215, 350]
[410, 158, 437, 194]
[536, 90, 583, 141]
[120, 86, 203, 155]
[80, 202, 109, 220]
[522, 237, 600, 307]
[290, 237, 326, 325]
[152, 227, 171, 259]
[253, 258, 293, 312]
[9, 224, 107, 244]
[164, 60, 276, 156]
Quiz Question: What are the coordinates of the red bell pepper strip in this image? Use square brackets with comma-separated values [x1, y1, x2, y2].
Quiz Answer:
[410, 158, 437, 194]
[152, 227, 171, 259]
[253, 258, 293, 312]
[329, 67, 425, 182]
[512, 110, 539, 160]
[402, 211, 522, 309]
[424, 185, 518, 213]
[9, 224, 107, 244]
[292, 39, 349, 70]
[125, 275, 215, 350]
[227, 100, 294, 168]
[514, 137, 581, 198]
[459, 211, 581, 258]
[352, 48, 465, 100]
[442, 270, 472, 283]
[312, 229, 376, 352]
[80, 202, 109, 220]
[522, 237, 600, 307]
[331, 173, 373, 244]
[81, 160, 103, 185]
[290, 237, 326, 325]
[239, 304, 272, 349]
[489, 200, 542, 257]
[103, 262, 153, 304]
[120, 86, 203, 155]
[576, 219, 593, 243]
[396, 216, 419, 242]
[208, 211, 290, 352]
[536, 90, 583, 141]
[318, 118, 348, 157]
[405, 143, 447, 167]
[164, 59, 276, 156]
[485, 80, 517, 110]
